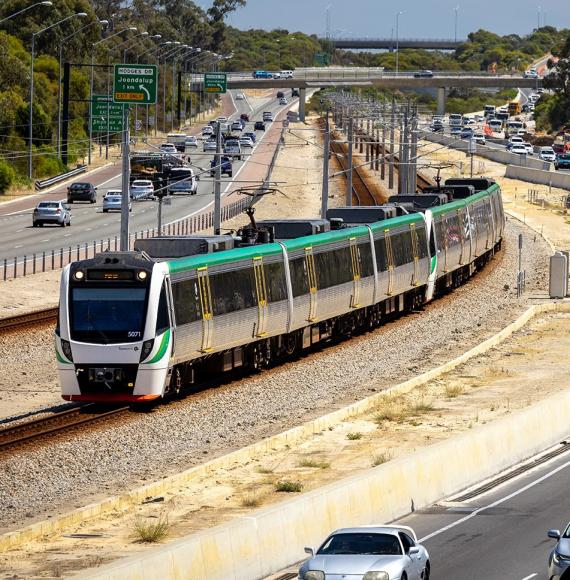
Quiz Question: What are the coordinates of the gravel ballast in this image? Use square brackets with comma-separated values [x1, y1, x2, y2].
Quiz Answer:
[0, 217, 550, 532]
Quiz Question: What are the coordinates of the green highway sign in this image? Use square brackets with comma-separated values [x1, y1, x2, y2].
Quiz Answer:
[204, 72, 227, 94]
[91, 94, 124, 133]
[113, 64, 158, 104]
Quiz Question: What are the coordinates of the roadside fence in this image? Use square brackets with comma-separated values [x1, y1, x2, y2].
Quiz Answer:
[34, 165, 87, 192]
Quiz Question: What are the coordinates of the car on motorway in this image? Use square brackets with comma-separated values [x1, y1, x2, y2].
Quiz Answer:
[239, 136, 254, 149]
[240, 113, 250, 123]
[217, 116, 228, 124]
[473, 132, 486, 145]
[547, 525, 570, 579]
[280, 70, 294, 79]
[159, 143, 178, 154]
[524, 142, 534, 155]
[279, 97, 288, 106]
[488, 119, 503, 132]
[210, 156, 232, 177]
[511, 144, 529, 156]
[484, 105, 496, 117]
[524, 69, 539, 78]
[262, 111, 273, 122]
[235, 92, 245, 100]
[32, 200, 71, 227]
[202, 125, 214, 137]
[413, 69, 433, 78]
[272, 72, 282, 79]
[184, 136, 198, 149]
[555, 153, 570, 170]
[102, 190, 131, 213]
[450, 126, 462, 136]
[507, 136, 524, 150]
[224, 139, 242, 159]
[462, 117, 476, 126]
[254, 121, 266, 131]
[460, 128, 474, 139]
[243, 131, 256, 143]
[539, 146, 556, 162]
[203, 138, 217, 152]
[430, 122, 444, 133]
[231, 120, 243, 132]
[299, 525, 430, 580]
[276, 91, 285, 99]
[168, 167, 197, 195]
[252, 70, 273, 79]
[292, 88, 300, 97]
[130, 179, 155, 200]
[67, 182, 97, 204]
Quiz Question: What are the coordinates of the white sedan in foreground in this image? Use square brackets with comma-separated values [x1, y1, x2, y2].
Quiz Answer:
[299, 526, 430, 580]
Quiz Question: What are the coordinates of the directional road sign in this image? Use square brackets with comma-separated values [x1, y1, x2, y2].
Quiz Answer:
[113, 64, 158, 104]
[204, 73, 227, 94]
[91, 94, 124, 133]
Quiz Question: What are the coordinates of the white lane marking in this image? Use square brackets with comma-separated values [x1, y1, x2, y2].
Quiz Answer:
[40, 239, 49, 242]
[14, 245, 23, 249]
[16, 229, 23, 233]
[86, 228, 92, 231]
[520, 574, 537, 580]
[64, 233, 72, 237]
[97, 173, 122, 190]
[419, 459, 570, 543]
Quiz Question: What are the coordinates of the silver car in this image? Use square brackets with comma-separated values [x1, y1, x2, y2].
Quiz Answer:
[299, 525, 430, 580]
[32, 200, 71, 227]
[548, 525, 570, 579]
[102, 190, 132, 213]
[203, 139, 217, 152]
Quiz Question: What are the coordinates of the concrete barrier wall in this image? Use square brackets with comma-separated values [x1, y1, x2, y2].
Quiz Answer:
[505, 165, 570, 191]
[421, 131, 550, 171]
[77, 303, 570, 580]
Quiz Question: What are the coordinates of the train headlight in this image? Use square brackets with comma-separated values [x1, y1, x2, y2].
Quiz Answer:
[73, 270, 84, 281]
[60, 339, 73, 362]
[140, 339, 154, 362]
[137, 271, 148, 281]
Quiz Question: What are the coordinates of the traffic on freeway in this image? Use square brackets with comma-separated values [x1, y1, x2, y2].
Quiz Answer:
[0, 89, 297, 264]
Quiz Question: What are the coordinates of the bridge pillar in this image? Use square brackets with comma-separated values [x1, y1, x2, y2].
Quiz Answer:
[437, 87, 447, 116]
[299, 88, 306, 122]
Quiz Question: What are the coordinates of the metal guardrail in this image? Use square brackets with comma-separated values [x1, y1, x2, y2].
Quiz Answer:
[34, 165, 87, 191]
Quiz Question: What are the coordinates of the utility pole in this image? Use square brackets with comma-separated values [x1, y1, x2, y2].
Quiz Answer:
[214, 121, 222, 234]
[398, 113, 405, 194]
[321, 111, 330, 219]
[389, 97, 395, 190]
[347, 115, 354, 206]
[410, 109, 418, 192]
[381, 100, 387, 179]
[120, 106, 131, 251]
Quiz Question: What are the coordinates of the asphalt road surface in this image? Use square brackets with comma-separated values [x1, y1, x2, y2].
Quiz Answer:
[0, 89, 296, 263]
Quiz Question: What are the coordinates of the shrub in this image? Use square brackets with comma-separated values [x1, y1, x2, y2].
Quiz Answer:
[346, 432, 363, 440]
[298, 459, 330, 469]
[132, 515, 170, 543]
[275, 480, 303, 492]
[0, 160, 15, 194]
[371, 451, 392, 467]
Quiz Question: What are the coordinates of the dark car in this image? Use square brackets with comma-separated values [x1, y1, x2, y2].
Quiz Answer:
[276, 91, 285, 99]
[210, 156, 233, 178]
[554, 153, 570, 171]
[240, 113, 250, 122]
[67, 182, 96, 204]
[414, 69, 434, 78]
[243, 131, 256, 143]
[254, 121, 266, 131]
[292, 88, 300, 97]
[460, 128, 474, 139]
[430, 123, 444, 133]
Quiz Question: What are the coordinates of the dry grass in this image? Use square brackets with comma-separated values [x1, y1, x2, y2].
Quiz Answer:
[257, 466, 274, 474]
[410, 399, 434, 414]
[298, 459, 330, 469]
[241, 492, 261, 507]
[346, 432, 363, 440]
[132, 515, 170, 543]
[374, 398, 407, 424]
[371, 451, 392, 467]
[444, 385, 465, 398]
[275, 480, 303, 493]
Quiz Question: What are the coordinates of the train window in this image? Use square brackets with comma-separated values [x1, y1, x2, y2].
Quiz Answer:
[156, 284, 170, 335]
[434, 219, 445, 250]
[416, 227, 429, 259]
[445, 214, 462, 247]
[391, 231, 413, 267]
[172, 278, 201, 325]
[209, 267, 257, 315]
[358, 242, 375, 278]
[374, 237, 388, 272]
[290, 257, 310, 297]
[314, 247, 353, 289]
[265, 261, 288, 302]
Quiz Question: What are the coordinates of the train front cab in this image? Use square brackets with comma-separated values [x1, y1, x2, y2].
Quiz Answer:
[57, 256, 173, 403]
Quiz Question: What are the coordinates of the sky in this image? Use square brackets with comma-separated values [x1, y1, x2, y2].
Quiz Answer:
[194, 0, 569, 38]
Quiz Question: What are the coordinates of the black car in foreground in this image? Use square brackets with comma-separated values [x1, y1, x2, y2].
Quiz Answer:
[67, 182, 97, 203]
[254, 121, 266, 131]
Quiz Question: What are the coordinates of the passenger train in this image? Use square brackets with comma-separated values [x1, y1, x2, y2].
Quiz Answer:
[56, 178, 505, 403]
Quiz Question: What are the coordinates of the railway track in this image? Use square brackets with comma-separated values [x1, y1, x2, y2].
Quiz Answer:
[0, 404, 130, 454]
[0, 307, 58, 334]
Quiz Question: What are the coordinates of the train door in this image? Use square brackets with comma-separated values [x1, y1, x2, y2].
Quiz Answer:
[305, 247, 318, 322]
[384, 229, 395, 296]
[423, 211, 437, 302]
[485, 198, 495, 249]
[441, 217, 449, 272]
[349, 238, 362, 307]
[253, 257, 269, 337]
[457, 209, 466, 265]
[196, 266, 214, 352]
[409, 223, 420, 286]
[164, 276, 175, 357]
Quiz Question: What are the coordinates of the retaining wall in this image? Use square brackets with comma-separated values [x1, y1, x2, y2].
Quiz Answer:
[421, 131, 550, 171]
[74, 302, 570, 580]
[505, 165, 570, 191]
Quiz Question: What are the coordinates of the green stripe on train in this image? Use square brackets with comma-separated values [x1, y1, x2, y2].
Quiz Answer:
[146, 329, 170, 364]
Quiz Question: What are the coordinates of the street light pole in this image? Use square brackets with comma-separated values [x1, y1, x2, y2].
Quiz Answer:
[454, 5, 459, 43]
[395, 11, 403, 75]
[29, 12, 87, 179]
[0, 0, 52, 24]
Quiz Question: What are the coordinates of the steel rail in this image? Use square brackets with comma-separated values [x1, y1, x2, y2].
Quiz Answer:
[0, 307, 58, 333]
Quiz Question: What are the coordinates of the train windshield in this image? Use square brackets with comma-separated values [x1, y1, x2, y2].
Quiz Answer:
[70, 287, 147, 344]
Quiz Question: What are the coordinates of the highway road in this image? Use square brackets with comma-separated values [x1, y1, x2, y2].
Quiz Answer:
[0, 89, 297, 264]
[271, 443, 570, 580]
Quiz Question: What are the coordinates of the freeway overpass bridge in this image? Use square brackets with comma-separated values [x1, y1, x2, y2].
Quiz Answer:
[324, 37, 464, 51]
[190, 70, 542, 119]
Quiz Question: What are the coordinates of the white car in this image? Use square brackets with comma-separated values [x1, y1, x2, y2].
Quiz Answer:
[202, 126, 214, 137]
[511, 144, 528, 155]
[239, 137, 254, 148]
[184, 136, 198, 149]
[235, 93, 245, 100]
[280, 70, 294, 79]
[474, 133, 486, 145]
[539, 147, 556, 162]
[524, 142, 534, 155]
[272, 72, 282, 79]
[507, 136, 524, 149]
[262, 112, 273, 122]
[217, 116, 228, 124]
[130, 179, 155, 200]
[299, 525, 430, 580]
[103, 190, 132, 213]
[159, 143, 178, 154]
[463, 118, 476, 126]
[203, 139, 217, 152]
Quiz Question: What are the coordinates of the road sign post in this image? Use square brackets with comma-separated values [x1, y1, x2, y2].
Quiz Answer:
[204, 73, 227, 95]
[113, 64, 158, 105]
